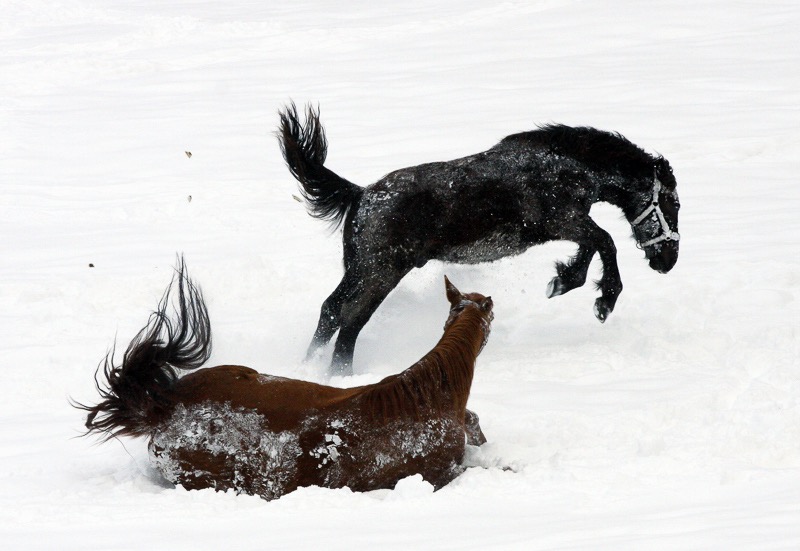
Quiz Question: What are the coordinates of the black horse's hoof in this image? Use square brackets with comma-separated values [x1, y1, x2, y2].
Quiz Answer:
[546, 276, 566, 298]
[593, 298, 612, 323]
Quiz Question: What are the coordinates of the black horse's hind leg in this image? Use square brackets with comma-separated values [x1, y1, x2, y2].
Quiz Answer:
[546, 245, 595, 298]
[556, 219, 622, 323]
[330, 266, 411, 375]
[305, 273, 358, 362]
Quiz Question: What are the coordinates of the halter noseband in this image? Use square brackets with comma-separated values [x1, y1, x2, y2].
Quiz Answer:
[631, 171, 680, 249]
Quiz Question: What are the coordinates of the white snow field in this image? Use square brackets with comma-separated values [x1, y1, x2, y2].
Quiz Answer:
[2, 1, 799, 549]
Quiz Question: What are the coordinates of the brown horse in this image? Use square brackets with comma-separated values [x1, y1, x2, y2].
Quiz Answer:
[76, 259, 493, 500]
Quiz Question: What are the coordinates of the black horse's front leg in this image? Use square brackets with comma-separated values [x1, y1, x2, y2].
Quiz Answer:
[587, 223, 622, 322]
[553, 219, 622, 322]
[546, 245, 595, 298]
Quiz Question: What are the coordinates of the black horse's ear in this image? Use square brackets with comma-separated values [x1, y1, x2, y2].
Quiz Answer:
[444, 275, 462, 305]
[480, 296, 493, 312]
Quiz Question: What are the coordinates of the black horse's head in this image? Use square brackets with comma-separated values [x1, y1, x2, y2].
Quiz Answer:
[630, 158, 680, 274]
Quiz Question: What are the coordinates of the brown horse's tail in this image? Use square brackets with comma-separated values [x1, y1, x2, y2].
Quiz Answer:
[74, 257, 211, 441]
[278, 102, 363, 229]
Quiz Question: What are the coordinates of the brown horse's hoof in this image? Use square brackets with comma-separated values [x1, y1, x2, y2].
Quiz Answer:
[546, 276, 566, 298]
[465, 409, 487, 446]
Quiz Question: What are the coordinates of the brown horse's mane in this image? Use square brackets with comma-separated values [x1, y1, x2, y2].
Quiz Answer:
[363, 306, 487, 421]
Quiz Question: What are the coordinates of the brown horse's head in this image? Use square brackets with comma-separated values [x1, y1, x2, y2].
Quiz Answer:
[443, 276, 494, 341]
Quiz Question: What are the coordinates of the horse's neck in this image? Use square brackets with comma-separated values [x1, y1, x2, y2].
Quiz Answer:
[407, 309, 486, 408]
[363, 309, 486, 419]
[434, 308, 485, 363]
[596, 176, 645, 218]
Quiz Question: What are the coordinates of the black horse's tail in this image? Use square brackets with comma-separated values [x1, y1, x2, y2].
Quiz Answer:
[74, 258, 211, 441]
[278, 103, 363, 228]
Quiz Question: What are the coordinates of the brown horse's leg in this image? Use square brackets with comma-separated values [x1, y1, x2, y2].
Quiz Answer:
[464, 409, 487, 446]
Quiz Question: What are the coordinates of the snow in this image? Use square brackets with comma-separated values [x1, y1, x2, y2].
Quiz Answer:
[2, 0, 799, 549]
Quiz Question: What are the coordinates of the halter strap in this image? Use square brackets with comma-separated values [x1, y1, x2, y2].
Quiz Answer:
[631, 171, 680, 249]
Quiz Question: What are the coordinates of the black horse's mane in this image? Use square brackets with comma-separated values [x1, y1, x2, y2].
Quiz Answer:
[500, 123, 657, 179]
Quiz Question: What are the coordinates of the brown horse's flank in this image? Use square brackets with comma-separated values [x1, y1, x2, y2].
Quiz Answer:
[77, 261, 493, 500]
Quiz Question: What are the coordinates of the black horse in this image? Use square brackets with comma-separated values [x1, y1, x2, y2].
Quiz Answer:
[279, 104, 680, 374]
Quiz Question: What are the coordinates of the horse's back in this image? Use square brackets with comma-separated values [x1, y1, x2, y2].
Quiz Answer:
[172, 365, 364, 430]
[353, 146, 561, 264]
[151, 365, 369, 499]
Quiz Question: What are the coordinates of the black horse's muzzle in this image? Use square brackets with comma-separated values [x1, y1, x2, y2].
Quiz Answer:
[647, 240, 679, 273]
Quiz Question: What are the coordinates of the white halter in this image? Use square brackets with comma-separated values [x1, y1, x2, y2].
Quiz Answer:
[631, 172, 680, 249]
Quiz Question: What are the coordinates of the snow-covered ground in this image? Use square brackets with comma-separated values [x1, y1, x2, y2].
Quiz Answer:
[2, 1, 799, 549]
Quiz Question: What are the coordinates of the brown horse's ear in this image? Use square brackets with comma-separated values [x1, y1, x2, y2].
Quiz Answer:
[444, 275, 462, 305]
[480, 296, 493, 312]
